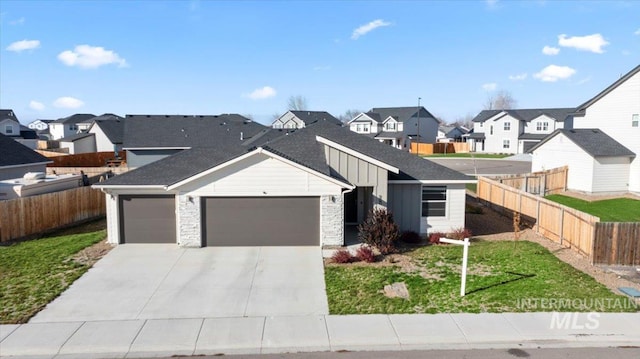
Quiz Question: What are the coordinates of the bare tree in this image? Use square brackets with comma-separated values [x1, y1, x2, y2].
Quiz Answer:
[450, 113, 475, 129]
[484, 90, 517, 110]
[338, 109, 363, 123]
[287, 95, 308, 111]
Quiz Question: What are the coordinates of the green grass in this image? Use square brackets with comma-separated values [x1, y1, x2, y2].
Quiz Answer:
[325, 240, 636, 314]
[466, 183, 477, 193]
[545, 195, 640, 222]
[0, 224, 106, 324]
[422, 153, 510, 158]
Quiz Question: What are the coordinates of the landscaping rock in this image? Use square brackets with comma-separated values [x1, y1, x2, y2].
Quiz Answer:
[383, 282, 410, 300]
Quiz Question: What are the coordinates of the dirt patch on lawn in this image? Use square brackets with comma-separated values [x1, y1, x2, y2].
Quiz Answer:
[72, 240, 114, 266]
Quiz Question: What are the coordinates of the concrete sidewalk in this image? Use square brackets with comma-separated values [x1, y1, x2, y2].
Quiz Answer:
[2, 312, 639, 358]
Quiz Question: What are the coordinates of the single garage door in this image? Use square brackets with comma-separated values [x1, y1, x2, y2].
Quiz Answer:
[203, 197, 319, 246]
[119, 195, 176, 244]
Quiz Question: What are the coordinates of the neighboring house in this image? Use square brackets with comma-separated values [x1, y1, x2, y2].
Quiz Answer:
[437, 125, 468, 142]
[59, 133, 96, 154]
[271, 110, 343, 129]
[348, 106, 440, 150]
[530, 129, 635, 193]
[531, 64, 640, 194]
[48, 113, 96, 140]
[88, 115, 125, 152]
[27, 119, 54, 131]
[0, 133, 51, 181]
[124, 114, 266, 168]
[468, 108, 574, 154]
[94, 121, 472, 247]
[0, 109, 20, 137]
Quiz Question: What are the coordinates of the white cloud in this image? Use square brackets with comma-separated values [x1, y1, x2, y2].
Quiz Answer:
[635, 28, 640, 36]
[485, 0, 499, 7]
[558, 33, 609, 53]
[245, 86, 277, 100]
[576, 77, 591, 85]
[58, 45, 128, 69]
[542, 45, 560, 55]
[534, 65, 576, 82]
[53, 96, 85, 109]
[351, 19, 391, 40]
[509, 73, 527, 81]
[9, 17, 25, 25]
[482, 83, 497, 91]
[6, 39, 40, 52]
[29, 100, 45, 111]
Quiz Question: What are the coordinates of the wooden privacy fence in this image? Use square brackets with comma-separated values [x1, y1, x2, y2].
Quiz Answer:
[494, 166, 568, 196]
[45, 151, 126, 167]
[411, 142, 470, 155]
[477, 176, 640, 266]
[0, 186, 105, 242]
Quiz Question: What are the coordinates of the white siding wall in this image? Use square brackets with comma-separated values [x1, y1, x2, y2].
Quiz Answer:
[484, 115, 520, 154]
[90, 126, 116, 152]
[49, 123, 76, 140]
[532, 134, 595, 192]
[0, 120, 19, 136]
[573, 70, 640, 193]
[592, 157, 632, 193]
[105, 193, 119, 244]
[524, 115, 562, 135]
[60, 136, 95, 154]
[420, 184, 466, 234]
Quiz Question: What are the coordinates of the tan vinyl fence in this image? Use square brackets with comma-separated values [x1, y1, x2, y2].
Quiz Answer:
[477, 176, 640, 265]
[494, 166, 568, 196]
[0, 186, 105, 242]
[411, 142, 470, 155]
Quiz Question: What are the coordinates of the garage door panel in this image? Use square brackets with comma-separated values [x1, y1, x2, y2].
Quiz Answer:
[204, 197, 319, 246]
[120, 195, 176, 244]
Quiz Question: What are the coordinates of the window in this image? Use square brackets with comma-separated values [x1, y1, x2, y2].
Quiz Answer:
[363, 124, 370, 132]
[356, 124, 363, 132]
[536, 122, 549, 131]
[69, 125, 77, 131]
[422, 186, 446, 217]
[385, 122, 397, 131]
[633, 114, 639, 128]
[273, 122, 282, 129]
[479, 122, 483, 128]
[5, 125, 13, 134]
[504, 121, 511, 131]
[490, 125, 493, 135]
[503, 139, 510, 149]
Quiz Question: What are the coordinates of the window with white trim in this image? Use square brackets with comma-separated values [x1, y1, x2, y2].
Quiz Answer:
[503, 139, 510, 149]
[5, 125, 13, 134]
[633, 114, 639, 128]
[504, 121, 511, 131]
[536, 122, 549, 131]
[273, 122, 283, 129]
[363, 124, 370, 132]
[385, 122, 397, 131]
[356, 124, 363, 132]
[421, 186, 446, 217]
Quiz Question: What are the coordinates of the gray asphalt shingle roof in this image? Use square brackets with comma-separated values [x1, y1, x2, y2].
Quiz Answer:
[60, 132, 95, 142]
[529, 129, 635, 157]
[472, 108, 574, 123]
[370, 106, 437, 122]
[0, 109, 19, 122]
[51, 114, 97, 124]
[123, 114, 266, 149]
[93, 118, 125, 144]
[0, 133, 50, 167]
[289, 111, 343, 126]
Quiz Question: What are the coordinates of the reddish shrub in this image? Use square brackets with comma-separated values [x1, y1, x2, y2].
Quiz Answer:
[428, 232, 447, 245]
[355, 246, 376, 263]
[448, 227, 472, 240]
[331, 249, 354, 264]
[399, 231, 421, 244]
[357, 208, 400, 255]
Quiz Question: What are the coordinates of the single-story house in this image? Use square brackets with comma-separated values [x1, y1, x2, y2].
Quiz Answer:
[0, 133, 51, 181]
[530, 128, 635, 193]
[94, 121, 473, 247]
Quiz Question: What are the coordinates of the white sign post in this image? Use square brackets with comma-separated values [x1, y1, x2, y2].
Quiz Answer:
[439, 237, 470, 297]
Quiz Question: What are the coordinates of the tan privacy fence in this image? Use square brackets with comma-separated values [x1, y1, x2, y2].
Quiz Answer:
[0, 186, 105, 242]
[477, 176, 640, 266]
[494, 166, 568, 196]
[411, 142, 470, 155]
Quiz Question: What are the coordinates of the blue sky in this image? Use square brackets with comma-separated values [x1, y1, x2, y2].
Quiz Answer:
[1, 0, 638, 125]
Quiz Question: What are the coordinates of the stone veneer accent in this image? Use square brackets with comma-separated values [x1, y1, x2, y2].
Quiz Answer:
[321, 194, 344, 246]
[177, 194, 202, 247]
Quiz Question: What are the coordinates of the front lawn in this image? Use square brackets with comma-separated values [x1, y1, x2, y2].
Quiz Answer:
[325, 240, 636, 314]
[422, 153, 510, 158]
[545, 195, 640, 222]
[0, 222, 107, 324]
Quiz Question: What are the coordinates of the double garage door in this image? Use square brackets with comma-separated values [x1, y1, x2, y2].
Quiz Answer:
[119, 195, 319, 246]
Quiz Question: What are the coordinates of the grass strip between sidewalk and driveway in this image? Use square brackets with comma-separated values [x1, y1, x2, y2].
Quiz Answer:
[0, 222, 106, 324]
[325, 240, 637, 314]
[545, 195, 640, 222]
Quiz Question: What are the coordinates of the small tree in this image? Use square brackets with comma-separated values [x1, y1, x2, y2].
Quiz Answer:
[357, 208, 400, 254]
[287, 95, 308, 111]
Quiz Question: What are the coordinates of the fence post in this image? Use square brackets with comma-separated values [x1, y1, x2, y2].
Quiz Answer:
[559, 208, 564, 246]
[535, 199, 541, 234]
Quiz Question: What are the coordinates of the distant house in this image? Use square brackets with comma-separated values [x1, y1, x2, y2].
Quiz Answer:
[27, 119, 54, 131]
[437, 125, 468, 142]
[468, 108, 574, 154]
[88, 115, 125, 153]
[272, 110, 342, 129]
[0, 133, 51, 181]
[0, 109, 21, 137]
[531, 64, 640, 194]
[348, 106, 440, 150]
[123, 114, 266, 168]
[59, 133, 96, 154]
[48, 114, 96, 140]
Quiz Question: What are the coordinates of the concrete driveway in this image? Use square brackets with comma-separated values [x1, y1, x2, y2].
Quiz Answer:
[31, 245, 328, 322]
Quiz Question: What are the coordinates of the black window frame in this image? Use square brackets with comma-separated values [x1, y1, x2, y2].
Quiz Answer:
[421, 186, 447, 217]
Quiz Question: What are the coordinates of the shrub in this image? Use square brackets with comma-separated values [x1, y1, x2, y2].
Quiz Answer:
[448, 227, 472, 240]
[399, 231, 421, 244]
[428, 232, 446, 245]
[357, 208, 400, 255]
[355, 246, 376, 263]
[331, 249, 354, 264]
